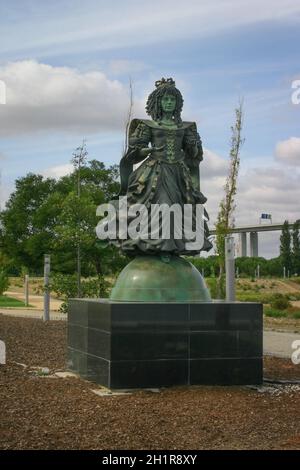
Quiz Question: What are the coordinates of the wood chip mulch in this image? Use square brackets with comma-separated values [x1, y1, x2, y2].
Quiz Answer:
[0, 314, 299, 450]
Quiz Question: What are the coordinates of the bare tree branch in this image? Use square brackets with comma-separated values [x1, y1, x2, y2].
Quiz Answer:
[123, 77, 134, 155]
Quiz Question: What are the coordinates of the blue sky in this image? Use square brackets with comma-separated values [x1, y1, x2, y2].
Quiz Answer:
[0, 0, 300, 258]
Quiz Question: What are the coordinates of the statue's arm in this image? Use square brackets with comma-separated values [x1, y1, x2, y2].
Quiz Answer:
[183, 122, 203, 166]
[119, 120, 151, 195]
[124, 120, 152, 164]
[183, 123, 204, 191]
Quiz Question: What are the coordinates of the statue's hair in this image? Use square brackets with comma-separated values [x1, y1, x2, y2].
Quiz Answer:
[146, 84, 183, 125]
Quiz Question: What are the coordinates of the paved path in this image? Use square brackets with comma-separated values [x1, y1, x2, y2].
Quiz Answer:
[0, 308, 66, 321]
[264, 330, 300, 358]
[5, 290, 62, 310]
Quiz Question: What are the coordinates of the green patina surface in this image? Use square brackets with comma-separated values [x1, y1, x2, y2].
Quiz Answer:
[110, 255, 211, 302]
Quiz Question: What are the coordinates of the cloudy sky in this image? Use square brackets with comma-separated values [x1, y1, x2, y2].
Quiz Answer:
[0, 0, 300, 258]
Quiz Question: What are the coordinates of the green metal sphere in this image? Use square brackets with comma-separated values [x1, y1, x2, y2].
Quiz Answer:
[110, 255, 211, 302]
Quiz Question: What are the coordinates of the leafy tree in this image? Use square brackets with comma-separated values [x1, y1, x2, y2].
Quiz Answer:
[0, 268, 9, 295]
[0, 174, 56, 273]
[264, 257, 282, 277]
[186, 255, 219, 277]
[280, 220, 292, 273]
[189, 255, 284, 279]
[0, 160, 124, 276]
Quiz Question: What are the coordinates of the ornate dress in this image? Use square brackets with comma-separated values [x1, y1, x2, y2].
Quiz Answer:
[107, 118, 212, 256]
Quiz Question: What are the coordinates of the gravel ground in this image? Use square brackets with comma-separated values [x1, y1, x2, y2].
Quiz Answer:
[0, 314, 299, 450]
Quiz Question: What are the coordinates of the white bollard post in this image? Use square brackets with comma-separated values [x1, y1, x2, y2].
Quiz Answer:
[225, 236, 235, 301]
[0, 340, 6, 365]
[44, 254, 50, 322]
[24, 274, 29, 307]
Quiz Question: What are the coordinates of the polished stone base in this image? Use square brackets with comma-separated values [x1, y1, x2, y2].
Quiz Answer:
[67, 299, 263, 389]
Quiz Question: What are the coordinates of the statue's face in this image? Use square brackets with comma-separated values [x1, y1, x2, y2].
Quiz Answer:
[161, 94, 176, 113]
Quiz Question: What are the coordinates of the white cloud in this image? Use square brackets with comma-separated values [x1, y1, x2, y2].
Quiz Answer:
[41, 163, 73, 179]
[236, 167, 300, 223]
[200, 150, 300, 257]
[202, 148, 228, 178]
[200, 149, 227, 222]
[275, 137, 300, 166]
[0, 181, 14, 209]
[0, 60, 145, 137]
[201, 149, 300, 224]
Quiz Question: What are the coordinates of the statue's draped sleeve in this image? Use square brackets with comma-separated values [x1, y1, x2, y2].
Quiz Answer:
[119, 119, 151, 195]
[182, 122, 203, 191]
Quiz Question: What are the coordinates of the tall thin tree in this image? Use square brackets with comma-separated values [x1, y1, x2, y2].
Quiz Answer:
[71, 140, 88, 297]
[215, 100, 244, 297]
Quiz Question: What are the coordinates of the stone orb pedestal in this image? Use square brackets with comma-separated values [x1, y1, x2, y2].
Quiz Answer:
[110, 255, 211, 302]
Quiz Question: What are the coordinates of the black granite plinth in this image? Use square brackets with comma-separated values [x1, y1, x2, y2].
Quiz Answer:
[67, 300, 263, 389]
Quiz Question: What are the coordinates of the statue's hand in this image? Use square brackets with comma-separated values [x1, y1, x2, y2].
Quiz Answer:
[140, 145, 165, 158]
[123, 145, 163, 165]
[139, 147, 153, 158]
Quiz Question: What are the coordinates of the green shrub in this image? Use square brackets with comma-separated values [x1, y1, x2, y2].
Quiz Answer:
[0, 270, 10, 296]
[236, 292, 272, 303]
[270, 294, 290, 310]
[50, 274, 111, 313]
[264, 308, 287, 318]
[292, 311, 300, 319]
[205, 277, 218, 299]
[206, 275, 225, 299]
[238, 273, 248, 279]
[288, 293, 300, 301]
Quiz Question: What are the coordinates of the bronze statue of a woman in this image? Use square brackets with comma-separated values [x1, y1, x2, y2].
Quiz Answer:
[109, 77, 212, 256]
[100, 78, 212, 301]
